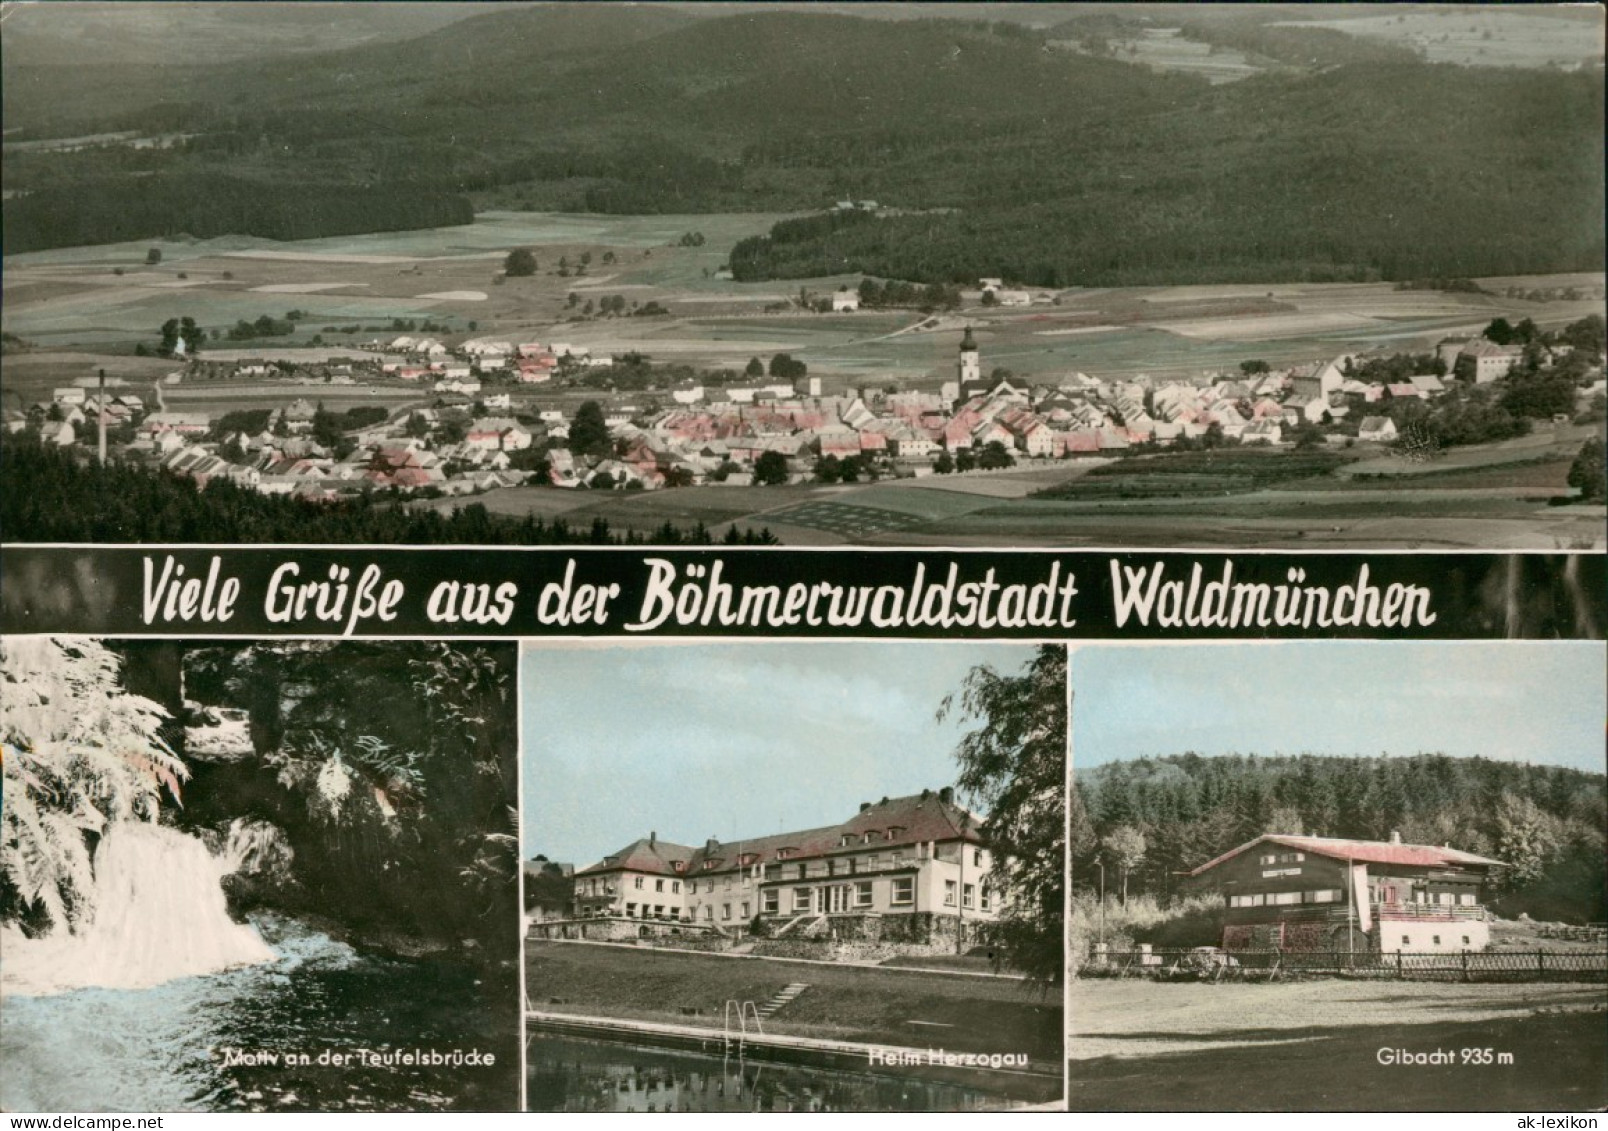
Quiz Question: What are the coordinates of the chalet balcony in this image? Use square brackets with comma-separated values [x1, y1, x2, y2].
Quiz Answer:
[1375, 900, 1486, 921]
[1225, 900, 1487, 924]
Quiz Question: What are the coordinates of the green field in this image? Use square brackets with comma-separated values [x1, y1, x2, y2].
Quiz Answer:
[10, 216, 1599, 376]
[527, 941, 1062, 1065]
[1041, 449, 1356, 500]
[1070, 979, 1608, 1111]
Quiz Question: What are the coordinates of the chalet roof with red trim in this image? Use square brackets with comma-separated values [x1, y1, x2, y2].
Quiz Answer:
[1189, 833, 1505, 877]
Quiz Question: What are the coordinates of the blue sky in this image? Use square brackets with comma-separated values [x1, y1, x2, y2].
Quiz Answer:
[521, 642, 1040, 864]
[1072, 641, 1606, 773]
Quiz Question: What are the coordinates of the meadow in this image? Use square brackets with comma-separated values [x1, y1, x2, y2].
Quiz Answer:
[1069, 979, 1607, 1111]
[527, 940, 1062, 1065]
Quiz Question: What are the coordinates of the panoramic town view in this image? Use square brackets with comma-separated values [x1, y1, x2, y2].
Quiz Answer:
[3, 3, 1604, 547]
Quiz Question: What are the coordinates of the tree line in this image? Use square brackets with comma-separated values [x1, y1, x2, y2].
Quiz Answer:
[0, 439, 776, 545]
[3, 174, 473, 254]
[1072, 752, 1606, 923]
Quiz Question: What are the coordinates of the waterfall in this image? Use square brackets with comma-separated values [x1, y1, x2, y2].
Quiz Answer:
[1, 822, 276, 997]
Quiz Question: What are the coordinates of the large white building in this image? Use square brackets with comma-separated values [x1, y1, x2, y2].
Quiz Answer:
[571, 789, 1000, 934]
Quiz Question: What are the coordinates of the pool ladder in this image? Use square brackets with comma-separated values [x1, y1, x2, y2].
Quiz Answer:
[722, 998, 764, 1053]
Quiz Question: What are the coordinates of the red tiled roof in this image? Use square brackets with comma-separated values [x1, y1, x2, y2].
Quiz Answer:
[1190, 833, 1505, 877]
[575, 837, 697, 878]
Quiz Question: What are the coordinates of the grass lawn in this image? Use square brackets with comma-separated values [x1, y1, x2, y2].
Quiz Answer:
[1070, 979, 1607, 1111]
[873, 498, 1607, 550]
[527, 942, 1062, 1063]
[1038, 448, 1357, 500]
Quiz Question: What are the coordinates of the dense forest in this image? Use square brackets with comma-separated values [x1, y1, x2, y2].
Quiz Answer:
[3, 8, 1601, 282]
[1072, 753, 1607, 924]
[169, 641, 518, 956]
[0, 440, 776, 545]
[3, 175, 472, 254]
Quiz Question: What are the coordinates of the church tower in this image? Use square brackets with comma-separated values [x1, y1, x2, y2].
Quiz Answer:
[957, 326, 981, 387]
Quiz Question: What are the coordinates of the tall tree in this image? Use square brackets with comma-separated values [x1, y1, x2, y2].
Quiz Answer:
[1, 637, 186, 932]
[753, 449, 789, 485]
[942, 644, 1066, 986]
[568, 401, 612, 459]
[1102, 825, 1147, 906]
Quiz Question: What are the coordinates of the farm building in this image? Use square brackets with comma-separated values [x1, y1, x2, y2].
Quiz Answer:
[1188, 832, 1503, 954]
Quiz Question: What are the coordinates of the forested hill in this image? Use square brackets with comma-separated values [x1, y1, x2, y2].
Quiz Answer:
[1072, 753, 1606, 921]
[3, 6, 1602, 284]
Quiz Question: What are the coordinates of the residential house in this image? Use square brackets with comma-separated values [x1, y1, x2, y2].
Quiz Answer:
[1358, 416, 1399, 443]
[1460, 339, 1523, 384]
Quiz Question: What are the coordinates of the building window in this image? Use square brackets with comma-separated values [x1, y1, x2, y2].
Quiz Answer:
[944, 880, 957, 906]
[626, 903, 636, 916]
[703, 906, 713, 921]
[1458, 893, 1476, 906]
[867, 855, 879, 868]
[1307, 890, 1341, 904]
[763, 891, 778, 914]
[741, 902, 750, 918]
[1258, 854, 1276, 866]
[655, 879, 664, 892]
[722, 904, 731, 920]
[891, 878, 914, 906]
[672, 881, 680, 894]
[1269, 891, 1301, 906]
[962, 883, 975, 909]
[981, 886, 992, 912]
[854, 881, 873, 908]
[1401, 935, 1411, 945]
[973, 849, 982, 867]
[705, 880, 714, 894]
[793, 888, 810, 912]
[1229, 894, 1267, 908]
[1437, 892, 1454, 906]
[1461, 935, 1471, 946]
[634, 877, 644, 890]
[1432, 935, 1442, 946]
[795, 863, 807, 881]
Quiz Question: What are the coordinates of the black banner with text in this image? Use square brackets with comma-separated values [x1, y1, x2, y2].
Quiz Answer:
[3, 547, 1602, 640]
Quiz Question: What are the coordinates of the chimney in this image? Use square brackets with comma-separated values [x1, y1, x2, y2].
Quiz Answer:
[859, 802, 872, 813]
[939, 786, 955, 806]
[1389, 830, 1402, 845]
[706, 837, 719, 852]
[649, 831, 656, 847]
[97, 368, 107, 464]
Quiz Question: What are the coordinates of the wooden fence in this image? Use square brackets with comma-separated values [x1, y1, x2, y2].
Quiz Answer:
[1081, 947, 1608, 983]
